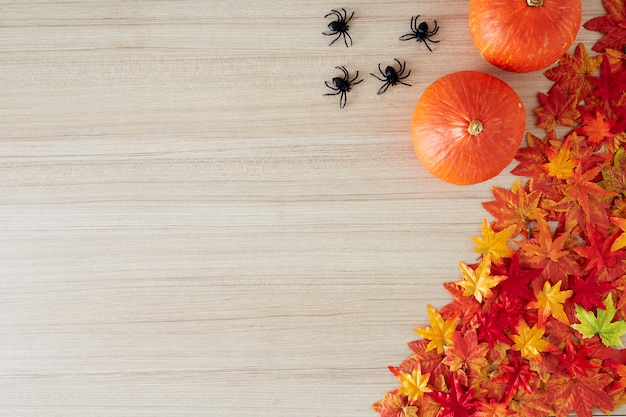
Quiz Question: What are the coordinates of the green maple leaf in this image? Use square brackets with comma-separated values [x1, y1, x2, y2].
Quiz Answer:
[572, 294, 626, 347]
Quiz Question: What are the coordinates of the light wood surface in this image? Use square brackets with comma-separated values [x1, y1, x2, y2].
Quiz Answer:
[1, 1, 623, 416]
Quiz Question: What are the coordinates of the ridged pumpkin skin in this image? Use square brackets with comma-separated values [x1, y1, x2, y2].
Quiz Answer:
[469, 0, 581, 73]
[412, 71, 526, 185]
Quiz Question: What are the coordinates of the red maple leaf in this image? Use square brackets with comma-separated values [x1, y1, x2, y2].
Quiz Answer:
[587, 54, 626, 103]
[546, 370, 614, 417]
[427, 374, 479, 417]
[534, 86, 580, 132]
[574, 224, 622, 277]
[492, 253, 540, 303]
[544, 43, 603, 100]
[606, 47, 626, 73]
[492, 358, 537, 405]
[476, 295, 529, 348]
[511, 133, 550, 181]
[569, 271, 617, 311]
[556, 340, 601, 377]
[584, 0, 626, 52]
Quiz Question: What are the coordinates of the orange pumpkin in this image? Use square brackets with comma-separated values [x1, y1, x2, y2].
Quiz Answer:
[469, 0, 581, 73]
[411, 71, 526, 185]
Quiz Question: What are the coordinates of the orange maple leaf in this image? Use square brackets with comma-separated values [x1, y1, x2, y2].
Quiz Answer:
[442, 328, 489, 375]
[517, 219, 570, 265]
[544, 43, 602, 100]
[475, 401, 514, 417]
[546, 371, 614, 417]
[482, 180, 546, 238]
[578, 107, 616, 145]
[372, 391, 419, 417]
[563, 161, 616, 224]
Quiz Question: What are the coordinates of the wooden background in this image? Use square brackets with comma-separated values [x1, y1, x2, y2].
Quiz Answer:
[1, 1, 623, 416]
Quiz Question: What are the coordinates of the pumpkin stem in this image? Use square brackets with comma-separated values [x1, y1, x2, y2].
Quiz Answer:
[526, 0, 543, 6]
[468, 119, 483, 136]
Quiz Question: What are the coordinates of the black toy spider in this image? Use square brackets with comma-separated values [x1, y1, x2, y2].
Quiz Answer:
[399, 15, 440, 52]
[324, 66, 363, 109]
[323, 8, 354, 47]
[370, 59, 412, 95]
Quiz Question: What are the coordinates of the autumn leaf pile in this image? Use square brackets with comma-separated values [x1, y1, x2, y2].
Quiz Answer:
[373, 2, 626, 417]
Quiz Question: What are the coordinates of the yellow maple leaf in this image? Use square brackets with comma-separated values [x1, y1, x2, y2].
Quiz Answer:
[471, 219, 516, 265]
[414, 305, 457, 354]
[510, 319, 550, 359]
[528, 280, 573, 325]
[456, 254, 507, 303]
[389, 362, 433, 403]
[610, 216, 626, 252]
[544, 136, 577, 180]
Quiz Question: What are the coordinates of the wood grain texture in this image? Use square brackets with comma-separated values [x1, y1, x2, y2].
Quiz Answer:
[0, 1, 623, 416]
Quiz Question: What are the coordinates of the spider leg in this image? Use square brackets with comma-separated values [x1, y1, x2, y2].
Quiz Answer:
[429, 21, 439, 35]
[324, 80, 338, 90]
[324, 90, 341, 96]
[398, 69, 411, 80]
[394, 59, 404, 74]
[399, 33, 417, 41]
[328, 32, 341, 46]
[411, 15, 420, 33]
[343, 31, 353, 47]
[337, 66, 349, 80]
[398, 80, 412, 87]
[370, 72, 385, 82]
[339, 91, 347, 109]
[350, 71, 363, 84]
[377, 81, 391, 95]
[345, 10, 354, 24]
[325, 9, 342, 20]
[377, 63, 385, 77]
[425, 41, 433, 52]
